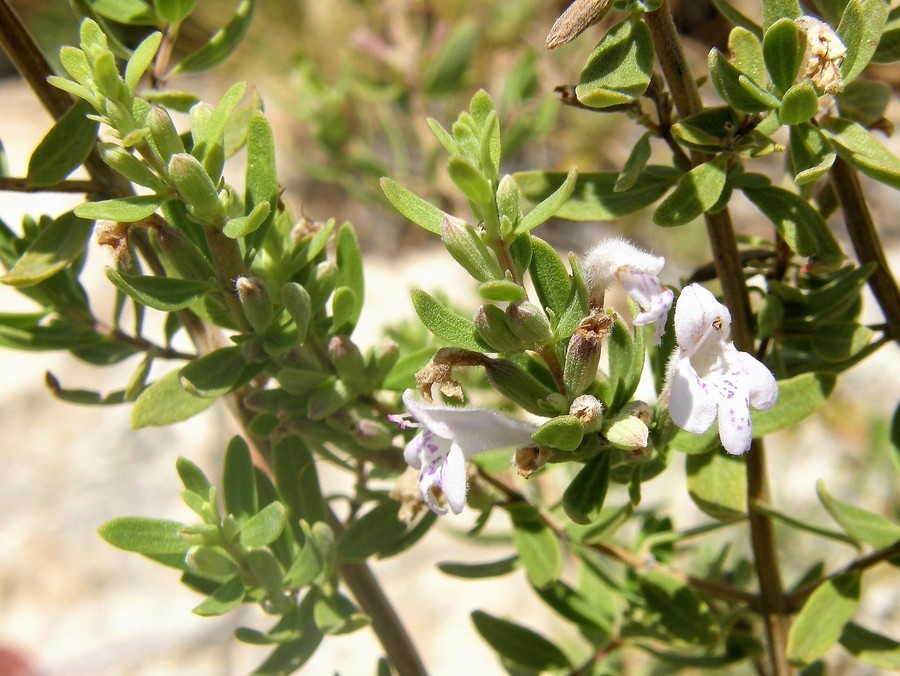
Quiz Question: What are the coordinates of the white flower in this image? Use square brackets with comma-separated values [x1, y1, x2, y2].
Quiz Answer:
[583, 237, 674, 345]
[391, 389, 538, 514]
[665, 284, 778, 455]
[796, 16, 847, 94]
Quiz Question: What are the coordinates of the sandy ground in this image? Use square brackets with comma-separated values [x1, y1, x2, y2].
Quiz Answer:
[1, 72, 898, 676]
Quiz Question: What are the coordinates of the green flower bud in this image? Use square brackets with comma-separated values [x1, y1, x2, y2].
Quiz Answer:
[147, 105, 185, 161]
[168, 153, 225, 224]
[186, 545, 238, 578]
[236, 276, 273, 333]
[474, 304, 525, 352]
[506, 300, 554, 345]
[366, 341, 399, 387]
[329, 336, 370, 394]
[350, 418, 394, 450]
[281, 282, 312, 343]
[605, 409, 650, 452]
[440, 216, 503, 282]
[154, 225, 216, 282]
[496, 174, 521, 226]
[483, 358, 555, 415]
[570, 394, 604, 433]
[563, 313, 613, 396]
[99, 142, 168, 192]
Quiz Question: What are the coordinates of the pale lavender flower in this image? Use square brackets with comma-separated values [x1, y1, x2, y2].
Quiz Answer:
[392, 389, 537, 514]
[583, 237, 674, 344]
[665, 284, 778, 455]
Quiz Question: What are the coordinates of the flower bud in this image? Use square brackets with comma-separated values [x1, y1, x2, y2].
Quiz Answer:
[186, 545, 238, 578]
[154, 224, 216, 282]
[564, 313, 613, 396]
[366, 341, 399, 387]
[604, 403, 651, 453]
[515, 446, 553, 479]
[350, 419, 394, 450]
[329, 336, 370, 394]
[168, 153, 225, 224]
[236, 276, 273, 333]
[99, 142, 168, 192]
[506, 300, 554, 345]
[570, 394, 604, 433]
[440, 216, 503, 282]
[495, 174, 521, 225]
[147, 105, 185, 161]
[306, 261, 337, 306]
[474, 304, 525, 352]
[796, 16, 846, 94]
[483, 358, 554, 415]
[281, 282, 312, 343]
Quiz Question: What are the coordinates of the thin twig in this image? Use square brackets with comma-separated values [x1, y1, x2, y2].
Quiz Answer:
[643, 5, 790, 674]
[0, 177, 100, 194]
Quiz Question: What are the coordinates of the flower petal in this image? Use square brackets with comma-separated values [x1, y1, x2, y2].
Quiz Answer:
[674, 284, 731, 358]
[733, 349, 778, 410]
[401, 390, 536, 456]
[668, 355, 718, 434]
[441, 443, 468, 514]
[716, 389, 753, 455]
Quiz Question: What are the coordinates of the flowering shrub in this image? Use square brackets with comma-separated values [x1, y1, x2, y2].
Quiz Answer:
[0, 0, 898, 673]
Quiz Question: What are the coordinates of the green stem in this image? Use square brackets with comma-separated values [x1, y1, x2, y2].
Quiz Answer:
[644, 6, 790, 674]
[0, 177, 99, 193]
[829, 157, 900, 345]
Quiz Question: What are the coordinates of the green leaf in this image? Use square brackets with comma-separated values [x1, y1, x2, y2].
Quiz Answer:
[380, 177, 446, 234]
[192, 576, 244, 616]
[600, 315, 646, 411]
[447, 155, 493, 205]
[711, 0, 763, 38]
[836, 80, 891, 127]
[124, 31, 161, 93]
[26, 100, 98, 187]
[338, 501, 407, 563]
[532, 415, 584, 451]
[253, 631, 323, 675]
[192, 81, 247, 160]
[179, 346, 247, 398]
[535, 579, 612, 635]
[872, 6, 900, 63]
[837, 0, 889, 84]
[563, 453, 611, 525]
[75, 195, 162, 222]
[515, 167, 577, 235]
[508, 503, 561, 589]
[686, 451, 747, 521]
[313, 592, 369, 635]
[131, 368, 215, 428]
[654, 156, 728, 226]
[743, 186, 843, 269]
[729, 27, 766, 84]
[99, 516, 190, 555]
[173, 0, 255, 74]
[223, 435, 258, 521]
[751, 501, 857, 546]
[410, 289, 485, 351]
[789, 122, 836, 185]
[811, 321, 873, 362]
[437, 555, 520, 579]
[816, 480, 900, 548]
[222, 201, 270, 239]
[576, 19, 654, 108]
[762, 0, 800, 29]
[515, 168, 676, 221]
[421, 19, 478, 95]
[640, 570, 718, 644]
[839, 622, 900, 670]
[2, 211, 93, 288]
[156, 0, 197, 24]
[334, 222, 364, 330]
[709, 49, 772, 113]
[528, 236, 570, 317]
[787, 572, 860, 665]
[755, 372, 836, 435]
[105, 268, 211, 311]
[779, 80, 819, 126]
[92, 0, 156, 24]
[738, 74, 782, 108]
[176, 456, 212, 497]
[763, 18, 803, 94]
[615, 131, 652, 192]
[471, 611, 572, 671]
[822, 117, 900, 190]
[273, 435, 326, 527]
[239, 502, 287, 547]
[243, 111, 277, 251]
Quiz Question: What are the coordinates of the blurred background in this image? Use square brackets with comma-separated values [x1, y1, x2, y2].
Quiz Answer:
[0, 0, 897, 673]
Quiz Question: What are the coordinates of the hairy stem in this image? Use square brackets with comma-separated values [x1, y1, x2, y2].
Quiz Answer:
[829, 157, 900, 345]
[644, 5, 790, 674]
